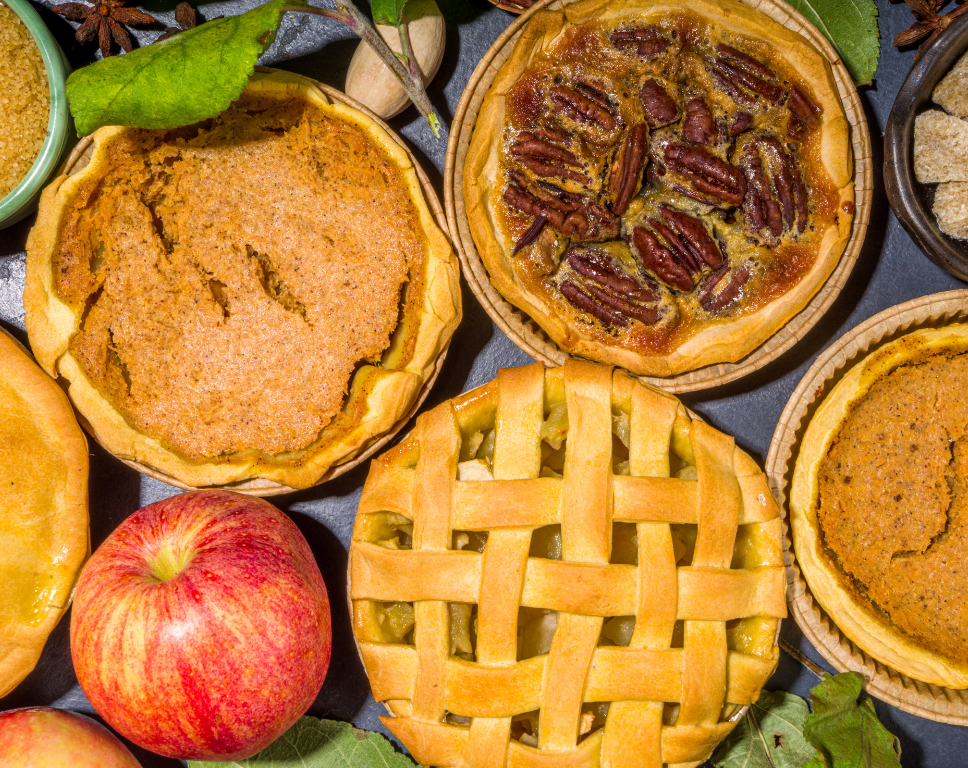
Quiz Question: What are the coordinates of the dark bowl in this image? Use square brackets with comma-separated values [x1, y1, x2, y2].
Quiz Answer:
[885, 10, 968, 283]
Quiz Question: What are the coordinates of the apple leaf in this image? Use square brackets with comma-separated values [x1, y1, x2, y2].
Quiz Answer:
[371, 0, 412, 26]
[66, 0, 299, 137]
[785, 0, 879, 86]
[187, 716, 417, 768]
[802, 672, 902, 768]
[712, 690, 820, 768]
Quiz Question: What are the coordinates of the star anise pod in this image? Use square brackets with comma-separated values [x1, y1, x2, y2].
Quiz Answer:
[52, 0, 156, 59]
[156, 1, 198, 42]
[893, 0, 968, 55]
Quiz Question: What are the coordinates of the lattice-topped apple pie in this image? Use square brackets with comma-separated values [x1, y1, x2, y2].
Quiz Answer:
[350, 360, 786, 767]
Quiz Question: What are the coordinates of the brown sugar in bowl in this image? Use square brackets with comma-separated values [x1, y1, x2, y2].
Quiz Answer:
[24, 68, 461, 495]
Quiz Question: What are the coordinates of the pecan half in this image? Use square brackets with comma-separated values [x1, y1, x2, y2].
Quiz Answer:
[699, 264, 750, 312]
[629, 226, 694, 292]
[608, 121, 649, 215]
[663, 143, 746, 208]
[707, 44, 787, 108]
[561, 249, 663, 327]
[640, 79, 679, 128]
[611, 27, 670, 58]
[513, 215, 548, 254]
[504, 171, 619, 242]
[504, 181, 588, 237]
[734, 135, 807, 242]
[658, 205, 723, 269]
[786, 86, 823, 139]
[550, 82, 619, 131]
[561, 281, 629, 327]
[729, 111, 753, 137]
[568, 248, 659, 303]
[510, 131, 588, 184]
[682, 97, 715, 145]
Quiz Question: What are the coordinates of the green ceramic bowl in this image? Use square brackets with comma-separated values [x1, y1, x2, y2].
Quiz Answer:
[0, 0, 72, 229]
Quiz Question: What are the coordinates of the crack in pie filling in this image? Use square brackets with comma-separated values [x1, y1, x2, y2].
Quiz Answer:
[464, 0, 853, 376]
[25, 70, 460, 490]
[350, 360, 786, 768]
[792, 325, 968, 688]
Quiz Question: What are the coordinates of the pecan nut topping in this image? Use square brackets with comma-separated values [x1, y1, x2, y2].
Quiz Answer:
[663, 142, 746, 208]
[786, 85, 823, 139]
[683, 97, 716, 145]
[608, 122, 649, 215]
[735, 134, 808, 243]
[509, 131, 588, 184]
[699, 264, 750, 312]
[707, 44, 787, 108]
[610, 27, 672, 58]
[550, 82, 620, 132]
[640, 79, 680, 128]
[561, 248, 662, 327]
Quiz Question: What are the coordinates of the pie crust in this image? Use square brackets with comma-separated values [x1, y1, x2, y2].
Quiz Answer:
[791, 325, 968, 688]
[350, 359, 786, 767]
[464, 0, 853, 377]
[0, 328, 88, 698]
[25, 69, 461, 490]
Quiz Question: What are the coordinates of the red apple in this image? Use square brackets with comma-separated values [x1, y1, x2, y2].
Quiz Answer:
[70, 490, 331, 761]
[0, 707, 142, 768]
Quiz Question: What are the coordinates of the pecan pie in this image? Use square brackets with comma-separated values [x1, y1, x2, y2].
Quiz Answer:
[0, 328, 88, 698]
[792, 325, 968, 688]
[465, 0, 853, 376]
[350, 360, 786, 767]
[25, 69, 460, 490]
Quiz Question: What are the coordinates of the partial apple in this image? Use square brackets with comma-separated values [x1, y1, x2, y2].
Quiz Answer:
[70, 490, 331, 761]
[0, 707, 142, 768]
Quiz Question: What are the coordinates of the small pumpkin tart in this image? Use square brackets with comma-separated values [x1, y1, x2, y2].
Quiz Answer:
[464, 0, 853, 376]
[0, 328, 88, 698]
[792, 324, 968, 688]
[25, 69, 460, 491]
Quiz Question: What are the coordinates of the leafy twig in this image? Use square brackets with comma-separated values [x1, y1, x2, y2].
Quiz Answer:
[292, 1, 442, 136]
[779, 637, 829, 680]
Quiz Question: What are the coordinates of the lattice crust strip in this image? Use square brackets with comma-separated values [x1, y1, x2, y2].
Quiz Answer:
[350, 360, 785, 768]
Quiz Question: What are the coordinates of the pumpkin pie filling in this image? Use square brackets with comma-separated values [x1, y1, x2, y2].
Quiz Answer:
[50, 92, 425, 461]
[817, 352, 968, 665]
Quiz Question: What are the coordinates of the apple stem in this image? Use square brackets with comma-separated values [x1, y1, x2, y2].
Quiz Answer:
[148, 543, 193, 583]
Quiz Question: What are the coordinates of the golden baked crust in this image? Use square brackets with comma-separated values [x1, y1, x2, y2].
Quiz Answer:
[464, 0, 853, 377]
[791, 325, 968, 688]
[350, 360, 786, 767]
[25, 69, 460, 490]
[0, 327, 88, 698]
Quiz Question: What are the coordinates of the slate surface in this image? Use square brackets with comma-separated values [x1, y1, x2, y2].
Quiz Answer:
[1, 1, 966, 765]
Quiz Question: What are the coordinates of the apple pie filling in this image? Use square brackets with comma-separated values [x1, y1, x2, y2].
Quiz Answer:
[354, 392, 779, 743]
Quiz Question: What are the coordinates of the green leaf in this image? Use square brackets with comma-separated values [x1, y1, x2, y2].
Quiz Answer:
[372, 0, 411, 27]
[802, 672, 902, 768]
[66, 0, 300, 137]
[713, 690, 821, 768]
[785, 0, 879, 86]
[187, 716, 417, 768]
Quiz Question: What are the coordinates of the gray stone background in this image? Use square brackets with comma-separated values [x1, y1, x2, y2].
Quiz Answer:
[1, 0, 966, 765]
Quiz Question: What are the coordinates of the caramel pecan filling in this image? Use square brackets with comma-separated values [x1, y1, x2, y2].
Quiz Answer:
[501, 16, 827, 331]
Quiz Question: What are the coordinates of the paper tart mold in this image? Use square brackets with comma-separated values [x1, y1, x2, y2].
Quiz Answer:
[767, 290, 968, 723]
[349, 359, 785, 768]
[0, 326, 89, 698]
[25, 68, 461, 495]
[446, 0, 871, 393]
